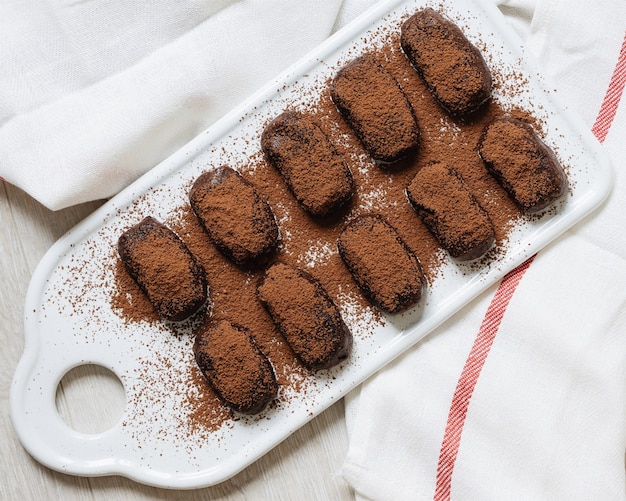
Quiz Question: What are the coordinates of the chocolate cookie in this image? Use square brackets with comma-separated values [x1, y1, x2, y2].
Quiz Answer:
[257, 262, 352, 370]
[337, 214, 425, 313]
[406, 162, 495, 261]
[189, 165, 279, 265]
[400, 8, 492, 116]
[117, 216, 207, 321]
[478, 117, 568, 213]
[330, 54, 420, 164]
[261, 111, 355, 217]
[194, 319, 278, 414]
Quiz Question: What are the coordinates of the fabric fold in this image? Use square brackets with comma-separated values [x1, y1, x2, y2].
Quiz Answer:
[0, 0, 346, 210]
[342, 1, 626, 499]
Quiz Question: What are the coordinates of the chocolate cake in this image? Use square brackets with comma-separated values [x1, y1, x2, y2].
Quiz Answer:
[189, 165, 279, 265]
[400, 8, 492, 117]
[330, 54, 420, 164]
[257, 262, 352, 371]
[406, 162, 495, 261]
[261, 111, 355, 217]
[117, 216, 207, 321]
[194, 319, 278, 414]
[337, 214, 425, 313]
[478, 116, 568, 213]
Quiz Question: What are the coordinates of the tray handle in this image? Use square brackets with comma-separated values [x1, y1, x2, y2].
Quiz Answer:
[11, 346, 130, 478]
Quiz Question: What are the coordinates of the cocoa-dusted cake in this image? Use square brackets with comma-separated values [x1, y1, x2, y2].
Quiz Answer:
[337, 214, 425, 313]
[406, 162, 495, 261]
[189, 165, 279, 265]
[257, 262, 352, 371]
[117, 216, 207, 321]
[400, 8, 492, 117]
[194, 319, 278, 414]
[261, 110, 355, 217]
[330, 54, 420, 164]
[478, 116, 568, 213]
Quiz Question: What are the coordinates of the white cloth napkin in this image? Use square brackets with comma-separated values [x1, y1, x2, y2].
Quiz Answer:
[0, 0, 377, 210]
[342, 1, 626, 500]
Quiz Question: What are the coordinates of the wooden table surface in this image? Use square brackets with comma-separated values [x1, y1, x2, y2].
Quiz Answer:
[1, 180, 355, 500]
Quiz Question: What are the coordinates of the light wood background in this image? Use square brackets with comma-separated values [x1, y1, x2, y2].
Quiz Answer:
[1, 180, 355, 500]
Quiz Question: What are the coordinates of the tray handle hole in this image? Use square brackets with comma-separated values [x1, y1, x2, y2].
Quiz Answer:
[55, 364, 126, 434]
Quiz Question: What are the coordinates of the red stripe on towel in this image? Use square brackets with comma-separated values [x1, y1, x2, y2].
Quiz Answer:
[434, 31, 625, 501]
[434, 256, 535, 501]
[591, 32, 626, 143]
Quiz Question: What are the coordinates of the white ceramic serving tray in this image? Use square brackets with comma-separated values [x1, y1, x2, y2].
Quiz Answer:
[11, 0, 612, 489]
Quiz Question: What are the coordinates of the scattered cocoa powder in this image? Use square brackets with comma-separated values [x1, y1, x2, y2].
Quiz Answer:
[111, 259, 160, 324]
[185, 363, 234, 436]
[108, 14, 554, 436]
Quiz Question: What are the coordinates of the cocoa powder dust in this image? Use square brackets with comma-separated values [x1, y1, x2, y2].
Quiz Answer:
[111, 23, 544, 435]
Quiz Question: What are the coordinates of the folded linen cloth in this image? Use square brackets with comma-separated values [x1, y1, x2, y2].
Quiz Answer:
[0, 0, 377, 210]
[342, 1, 626, 499]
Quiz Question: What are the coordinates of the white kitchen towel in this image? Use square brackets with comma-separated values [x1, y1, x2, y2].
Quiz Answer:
[0, 0, 378, 210]
[342, 1, 626, 500]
